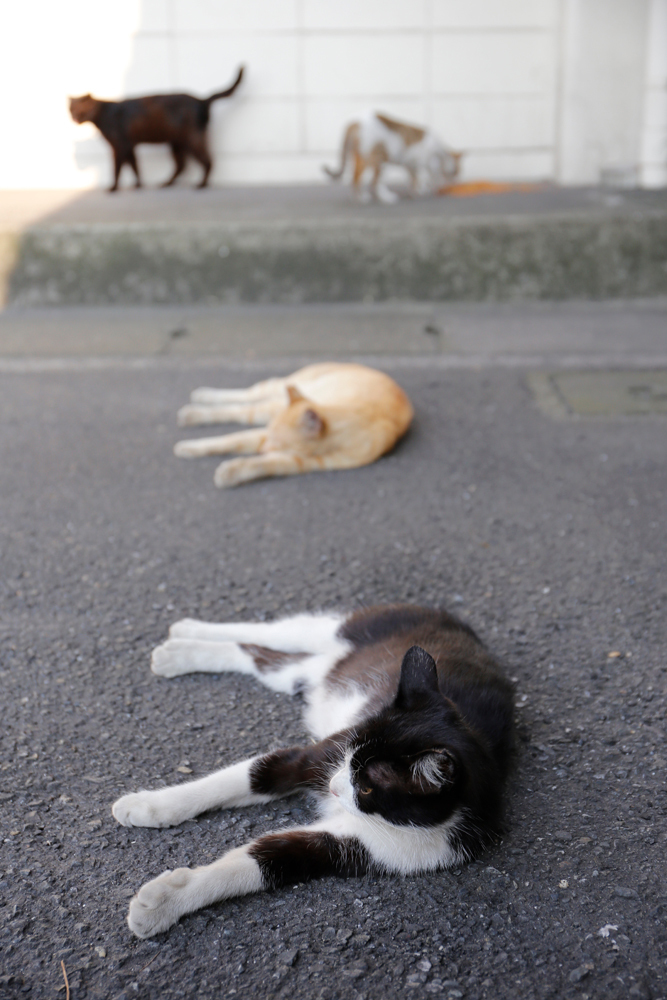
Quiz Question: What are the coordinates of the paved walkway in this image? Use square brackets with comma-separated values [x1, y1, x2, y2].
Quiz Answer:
[1, 299, 667, 370]
[0, 299, 665, 999]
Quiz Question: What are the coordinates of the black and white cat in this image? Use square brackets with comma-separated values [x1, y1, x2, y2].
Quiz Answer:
[113, 605, 515, 938]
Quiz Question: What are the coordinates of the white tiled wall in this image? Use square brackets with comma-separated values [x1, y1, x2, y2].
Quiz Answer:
[640, 0, 667, 187]
[0, 0, 661, 188]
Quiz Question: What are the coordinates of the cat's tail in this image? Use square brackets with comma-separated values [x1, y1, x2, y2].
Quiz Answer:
[323, 122, 359, 181]
[206, 66, 245, 104]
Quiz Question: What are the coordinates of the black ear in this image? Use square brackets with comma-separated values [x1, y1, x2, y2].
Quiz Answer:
[396, 646, 439, 708]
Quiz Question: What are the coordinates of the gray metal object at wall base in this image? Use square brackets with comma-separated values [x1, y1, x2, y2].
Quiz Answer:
[8, 212, 667, 306]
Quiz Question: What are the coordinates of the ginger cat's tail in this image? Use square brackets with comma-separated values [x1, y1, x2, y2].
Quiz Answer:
[323, 122, 359, 180]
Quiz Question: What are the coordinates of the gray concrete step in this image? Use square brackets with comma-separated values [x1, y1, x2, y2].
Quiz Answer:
[2, 185, 667, 306]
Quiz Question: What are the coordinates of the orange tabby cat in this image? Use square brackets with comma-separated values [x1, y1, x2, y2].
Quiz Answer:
[174, 363, 413, 488]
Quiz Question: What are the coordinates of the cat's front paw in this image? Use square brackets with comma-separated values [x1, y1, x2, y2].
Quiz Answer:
[127, 867, 193, 938]
[213, 459, 245, 489]
[113, 791, 173, 828]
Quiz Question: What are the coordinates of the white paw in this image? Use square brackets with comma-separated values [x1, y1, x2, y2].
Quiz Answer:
[151, 641, 187, 677]
[168, 618, 203, 639]
[173, 438, 205, 459]
[177, 404, 213, 427]
[214, 459, 244, 489]
[190, 387, 224, 404]
[127, 868, 193, 938]
[377, 186, 399, 204]
[113, 790, 174, 828]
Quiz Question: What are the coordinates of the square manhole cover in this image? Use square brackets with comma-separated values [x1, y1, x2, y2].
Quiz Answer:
[528, 370, 667, 417]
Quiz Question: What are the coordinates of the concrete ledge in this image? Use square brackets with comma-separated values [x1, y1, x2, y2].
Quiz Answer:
[4, 187, 667, 305]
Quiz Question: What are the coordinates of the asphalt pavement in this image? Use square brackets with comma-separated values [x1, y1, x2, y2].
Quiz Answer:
[1, 299, 666, 1000]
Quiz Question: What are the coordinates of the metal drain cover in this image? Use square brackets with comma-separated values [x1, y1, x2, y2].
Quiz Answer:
[528, 370, 667, 417]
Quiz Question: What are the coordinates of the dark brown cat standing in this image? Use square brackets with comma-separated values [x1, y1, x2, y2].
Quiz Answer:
[69, 66, 244, 191]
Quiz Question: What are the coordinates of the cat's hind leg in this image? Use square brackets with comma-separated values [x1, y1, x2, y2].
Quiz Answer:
[109, 146, 126, 192]
[190, 377, 288, 406]
[351, 152, 372, 203]
[151, 638, 260, 679]
[127, 148, 142, 188]
[153, 611, 349, 692]
[163, 144, 186, 187]
[167, 611, 344, 652]
[367, 150, 398, 204]
[188, 132, 212, 189]
[151, 640, 343, 695]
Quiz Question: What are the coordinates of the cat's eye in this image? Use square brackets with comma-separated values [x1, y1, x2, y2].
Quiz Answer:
[359, 787, 373, 796]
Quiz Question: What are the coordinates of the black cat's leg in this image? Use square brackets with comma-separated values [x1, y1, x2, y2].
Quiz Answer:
[165, 612, 346, 652]
[189, 133, 212, 188]
[109, 146, 123, 192]
[249, 741, 345, 796]
[150, 613, 351, 697]
[249, 829, 368, 888]
[162, 144, 186, 187]
[113, 739, 345, 828]
[125, 829, 367, 938]
[113, 755, 276, 828]
[127, 147, 142, 188]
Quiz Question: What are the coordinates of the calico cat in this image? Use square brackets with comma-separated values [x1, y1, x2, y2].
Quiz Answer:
[112, 604, 515, 938]
[324, 112, 463, 203]
[69, 66, 243, 191]
[174, 362, 414, 488]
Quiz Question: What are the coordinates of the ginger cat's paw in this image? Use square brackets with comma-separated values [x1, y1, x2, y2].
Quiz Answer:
[214, 459, 245, 488]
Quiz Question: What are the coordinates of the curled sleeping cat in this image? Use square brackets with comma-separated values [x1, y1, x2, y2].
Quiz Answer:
[112, 604, 515, 938]
[324, 112, 463, 203]
[175, 362, 413, 488]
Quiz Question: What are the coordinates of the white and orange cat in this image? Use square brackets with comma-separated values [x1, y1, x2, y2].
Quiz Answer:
[174, 362, 413, 488]
[324, 112, 463, 203]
